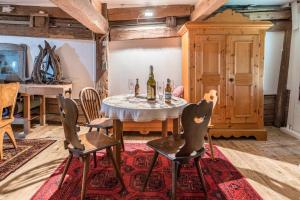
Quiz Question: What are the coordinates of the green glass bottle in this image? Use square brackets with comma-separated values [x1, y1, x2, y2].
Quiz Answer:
[135, 78, 140, 97]
[165, 78, 172, 103]
[147, 65, 156, 102]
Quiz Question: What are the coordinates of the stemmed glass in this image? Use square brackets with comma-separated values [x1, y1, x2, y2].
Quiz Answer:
[128, 79, 135, 97]
[157, 81, 164, 103]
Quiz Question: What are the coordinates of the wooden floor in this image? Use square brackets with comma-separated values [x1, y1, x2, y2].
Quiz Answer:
[0, 125, 300, 200]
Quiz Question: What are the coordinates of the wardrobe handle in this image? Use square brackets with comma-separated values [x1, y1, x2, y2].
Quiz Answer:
[229, 78, 234, 82]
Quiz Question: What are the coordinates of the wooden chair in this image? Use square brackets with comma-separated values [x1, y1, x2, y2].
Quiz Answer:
[57, 95, 126, 200]
[79, 87, 125, 151]
[0, 83, 19, 160]
[142, 100, 213, 200]
[204, 90, 218, 160]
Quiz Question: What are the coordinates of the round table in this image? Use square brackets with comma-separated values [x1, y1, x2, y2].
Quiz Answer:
[101, 95, 187, 122]
[101, 95, 187, 167]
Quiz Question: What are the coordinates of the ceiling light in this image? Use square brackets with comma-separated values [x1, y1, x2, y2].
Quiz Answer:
[1, 5, 15, 13]
[144, 10, 154, 17]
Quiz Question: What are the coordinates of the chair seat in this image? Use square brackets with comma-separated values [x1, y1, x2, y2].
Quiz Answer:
[0, 118, 14, 128]
[86, 118, 113, 129]
[147, 136, 205, 161]
[69, 131, 118, 154]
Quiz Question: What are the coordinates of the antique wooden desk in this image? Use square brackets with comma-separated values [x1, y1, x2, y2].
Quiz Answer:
[17, 83, 72, 134]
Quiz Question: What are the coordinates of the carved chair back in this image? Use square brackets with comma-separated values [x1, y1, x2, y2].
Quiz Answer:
[176, 100, 213, 157]
[79, 87, 102, 124]
[57, 95, 84, 150]
[204, 90, 218, 109]
[0, 83, 20, 121]
[204, 90, 218, 125]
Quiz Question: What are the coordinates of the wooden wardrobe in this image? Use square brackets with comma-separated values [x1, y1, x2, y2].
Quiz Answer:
[178, 9, 272, 140]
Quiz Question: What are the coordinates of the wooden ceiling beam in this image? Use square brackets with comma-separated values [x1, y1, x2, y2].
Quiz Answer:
[191, 0, 228, 21]
[108, 5, 193, 21]
[90, 0, 102, 13]
[50, 0, 108, 34]
[268, 20, 292, 31]
[110, 25, 180, 41]
[243, 10, 291, 21]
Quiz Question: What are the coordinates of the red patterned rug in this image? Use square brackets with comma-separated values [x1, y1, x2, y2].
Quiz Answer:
[0, 139, 56, 181]
[32, 143, 262, 200]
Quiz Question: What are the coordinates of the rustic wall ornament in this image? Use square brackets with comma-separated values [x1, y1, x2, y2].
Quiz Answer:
[31, 40, 62, 84]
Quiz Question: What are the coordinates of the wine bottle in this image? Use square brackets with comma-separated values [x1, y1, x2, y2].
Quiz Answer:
[165, 78, 172, 103]
[135, 78, 140, 97]
[147, 65, 156, 102]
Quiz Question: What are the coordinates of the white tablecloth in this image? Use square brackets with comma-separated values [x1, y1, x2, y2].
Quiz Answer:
[101, 95, 187, 122]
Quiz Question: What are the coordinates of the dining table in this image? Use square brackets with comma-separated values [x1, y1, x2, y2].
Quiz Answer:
[101, 94, 187, 168]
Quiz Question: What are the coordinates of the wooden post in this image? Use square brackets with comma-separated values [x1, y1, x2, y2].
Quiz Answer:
[95, 3, 108, 100]
[274, 28, 292, 127]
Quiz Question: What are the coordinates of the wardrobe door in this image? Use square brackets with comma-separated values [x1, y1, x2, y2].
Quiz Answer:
[194, 35, 226, 124]
[227, 35, 260, 124]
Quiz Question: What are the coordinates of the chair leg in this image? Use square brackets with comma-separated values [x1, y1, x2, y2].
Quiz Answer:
[207, 131, 215, 160]
[93, 152, 97, 168]
[142, 151, 159, 191]
[0, 129, 4, 160]
[120, 132, 125, 152]
[194, 157, 207, 198]
[177, 164, 182, 179]
[88, 127, 92, 132]
[97, 128, 100, 133]
[81, 154, 90, 200]
[6, 125, 17, 150]
[171, 161, 178, 200]
[58, 153, 73, 189]
[106, 147, 126, 190]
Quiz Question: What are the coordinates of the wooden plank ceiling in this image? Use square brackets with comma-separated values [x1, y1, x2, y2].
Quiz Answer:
[0, 0, 292, 40]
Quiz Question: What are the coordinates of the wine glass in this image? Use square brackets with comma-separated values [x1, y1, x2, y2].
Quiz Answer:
[157, 81, 164, 103]
[128, 79, 135, 97]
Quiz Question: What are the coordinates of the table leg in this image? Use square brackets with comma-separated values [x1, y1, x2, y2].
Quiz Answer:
[23, 95, 30, 134]
[173, 118, 180, 139]
[113, 119, 122, 169]
[162, 119, 168, 137]
[40, 95, 46, 126]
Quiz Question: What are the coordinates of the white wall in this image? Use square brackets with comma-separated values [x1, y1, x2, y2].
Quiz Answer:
[0, 35, 95, 97]
[108, 38, 182, 96]
[263, 32, 285, 95]
[282, 1, 300, 138]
